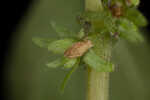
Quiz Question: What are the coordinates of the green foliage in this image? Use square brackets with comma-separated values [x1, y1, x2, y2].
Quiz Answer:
[110, 0, 139, 6]
[63, 57, 78, 69]
[50, 21, 76, 38]
[78, 4, 147, 43]
[60, 58, 80, 93]
[79, 10, 117, 33]
[83, 49, 114, 72]
[130, 0, 140, 6]
[46, 57, 78, 69]
[46, 58, 62, 68]
[124, 8, 147, 27]
[117, 18, 144, 43]
[48, 38, 76, 54]
[46, 57, 79, 92]
[78, 28, 85, 39]
[32, 37, 55, 48]
[46, 56, 77, 69]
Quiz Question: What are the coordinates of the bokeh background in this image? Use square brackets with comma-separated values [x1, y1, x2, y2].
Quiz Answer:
[2, 0, 150, 100]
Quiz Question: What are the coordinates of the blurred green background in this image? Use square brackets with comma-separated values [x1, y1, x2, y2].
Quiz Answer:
[5, 0, 150, 100]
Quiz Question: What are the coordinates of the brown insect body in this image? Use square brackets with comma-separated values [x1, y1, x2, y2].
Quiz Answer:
[64, 40, 93, 58]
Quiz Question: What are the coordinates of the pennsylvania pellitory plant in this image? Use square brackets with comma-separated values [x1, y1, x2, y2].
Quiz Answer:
[32, 0, 147, 96]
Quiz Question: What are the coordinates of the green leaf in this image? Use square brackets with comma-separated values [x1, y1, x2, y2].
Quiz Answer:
[131, 0, 140, 6]
[60, 58, 80, 93]
[78, 28, 85, 39]
[46, 56, 77, 69]
[48, 38, 76, 54]
[83, 49, 114, 72]
[50, 21, 76, 38]
[32, 37, 55, 48]
[63, 57, 78, 69]
[46, 58, 62, 68]
[117, 18, 144, 43]
[124, 8, 147, 27]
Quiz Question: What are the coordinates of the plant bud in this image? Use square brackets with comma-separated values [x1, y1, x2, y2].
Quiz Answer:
[126, 0, 132, 6]
[64, 40, 93, 58]
[109, 3, 123, 18]
[125, 0, 140, 6]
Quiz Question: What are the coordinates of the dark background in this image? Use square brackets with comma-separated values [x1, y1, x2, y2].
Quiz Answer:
[1, 0, 150, 100]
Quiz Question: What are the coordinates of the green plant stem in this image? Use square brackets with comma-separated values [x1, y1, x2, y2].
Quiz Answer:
[87, 70, 110, 100]
[87, 39, 111, 100]
[85, 0, 111, 100]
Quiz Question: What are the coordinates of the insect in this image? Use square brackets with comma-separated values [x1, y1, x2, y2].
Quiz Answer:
[64, 39, 93, 58]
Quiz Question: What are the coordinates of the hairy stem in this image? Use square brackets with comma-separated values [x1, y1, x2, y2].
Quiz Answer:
[85, 0, 111, 100]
